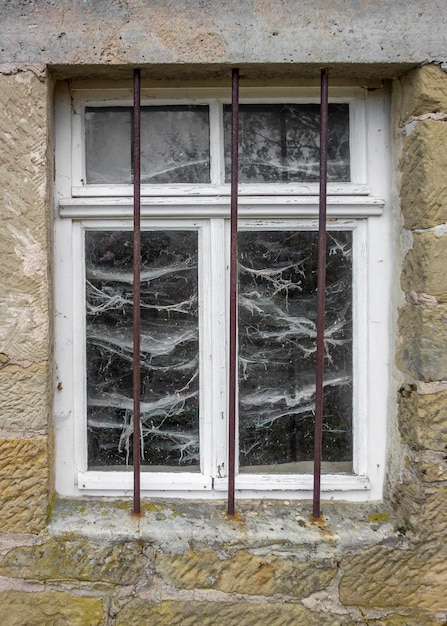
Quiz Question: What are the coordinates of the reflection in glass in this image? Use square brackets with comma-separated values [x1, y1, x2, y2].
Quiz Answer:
[85, 230, 199, 470]
[224, 104, 350, 183]
[238, 230, 353, 473]
[140, 106, 209, 183]
[86, 106, 210, 184]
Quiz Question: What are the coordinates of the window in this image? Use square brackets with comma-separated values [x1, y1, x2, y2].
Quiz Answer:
[54, 83, 391, 500]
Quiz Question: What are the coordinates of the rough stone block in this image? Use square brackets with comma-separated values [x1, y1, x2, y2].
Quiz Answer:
[116, 599, 356, 626]
[0, 437, 49, 533]
[0, 591, 104, 626]
[402, 230, 447, 302]
[396, 303, 447, 381]
[416, 484, 447, 546]
[0, 537, 148, 586]
[398, 384, 447, 452]
[364, 614, 441, 625]
[418, 450, 447, 482]
[400, 120, 447, 229]
[0, 71, 50, 367]
[0, 362, 51, 430]
[397, 64, 447, 119]
[156, 548, 336, 598]
[340, 544, 447, 612]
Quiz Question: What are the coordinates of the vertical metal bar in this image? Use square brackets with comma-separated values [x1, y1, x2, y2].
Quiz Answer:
[313, 68, 329, 520]
[133, 68, 141, 516]
[228, 68, 239, 516]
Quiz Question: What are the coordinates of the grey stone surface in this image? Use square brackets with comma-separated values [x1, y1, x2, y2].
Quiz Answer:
[47, 498, 397, 558]
[0, 1, 446, 79]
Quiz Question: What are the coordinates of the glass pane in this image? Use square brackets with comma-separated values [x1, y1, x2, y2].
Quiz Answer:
[224, 104, 350, 183]
[238, 230, 353, 473]
[141, 106, 210, 183]
[86, 108, 132, 184]
[85, 230, 199, 470]
[85, 106, 210, 184]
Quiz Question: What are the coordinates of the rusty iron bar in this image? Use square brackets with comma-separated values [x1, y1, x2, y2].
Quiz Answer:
[133, 68, 141, 516]
[313, 68, 329, 519]
[228, 68, 239, 516]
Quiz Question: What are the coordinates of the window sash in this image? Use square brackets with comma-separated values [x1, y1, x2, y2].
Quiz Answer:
[68, 217, 367, 494]
[70, 87, 368, 197]
[54, 82, 390, 501]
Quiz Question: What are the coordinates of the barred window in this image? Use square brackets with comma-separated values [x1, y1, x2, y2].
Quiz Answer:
[54, 82, 390, 501]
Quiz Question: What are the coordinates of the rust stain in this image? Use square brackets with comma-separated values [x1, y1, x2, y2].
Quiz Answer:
[225, 512, 245, 525]
[310, 514, 334, 538]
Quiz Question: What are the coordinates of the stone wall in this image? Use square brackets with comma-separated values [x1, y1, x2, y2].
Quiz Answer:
[0, 7, 447, 622]
[0, 68, 52, 534]
[0, 62, 446, 625]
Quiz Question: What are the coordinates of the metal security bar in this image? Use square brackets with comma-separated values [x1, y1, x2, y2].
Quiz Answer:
[313, 68, 329, 519]
[227, 68, 330, 518]
[133, 68, 142, 516]
[129, 67, 329, 516]
[227, 68, 239, 516]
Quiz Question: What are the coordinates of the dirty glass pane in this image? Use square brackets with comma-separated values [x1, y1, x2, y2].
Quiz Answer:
[85, 106, 210, 184]
[140, 106, 210, 183]
[85, 230, 199, 470]
[238, 230, 353, 473]
[224, 104, 350, 183]
[86, 108, 132, 184]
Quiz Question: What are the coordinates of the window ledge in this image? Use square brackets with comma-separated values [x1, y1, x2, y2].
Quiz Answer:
[48, 497, 399, 557]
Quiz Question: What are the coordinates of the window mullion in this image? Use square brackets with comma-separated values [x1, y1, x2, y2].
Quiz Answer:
[207, 219, 228, 480]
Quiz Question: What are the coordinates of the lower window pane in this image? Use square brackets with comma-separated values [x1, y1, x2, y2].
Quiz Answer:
[238, 230, 353, 473]
[85, 230, 199, 471]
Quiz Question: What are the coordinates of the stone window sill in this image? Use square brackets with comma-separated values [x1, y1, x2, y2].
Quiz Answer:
[48, 497, 398, 555]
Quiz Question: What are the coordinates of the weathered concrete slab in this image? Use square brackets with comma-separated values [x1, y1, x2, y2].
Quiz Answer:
[0, 0, 446, 77]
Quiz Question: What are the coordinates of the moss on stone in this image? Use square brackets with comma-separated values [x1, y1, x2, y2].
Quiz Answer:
[0, 537, 148, 586]
[0, 591, 104, 626]
[367, 513, 390, 523]
[115, 599, 356, 626]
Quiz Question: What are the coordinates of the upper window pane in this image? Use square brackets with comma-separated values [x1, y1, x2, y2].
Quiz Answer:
[85, 105, 210, 184]
[224, 103, 350, 183]
[86, 108, 132, 184]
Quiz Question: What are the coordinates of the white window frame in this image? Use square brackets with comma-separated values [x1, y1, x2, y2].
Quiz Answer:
[54, 81, 391, 501]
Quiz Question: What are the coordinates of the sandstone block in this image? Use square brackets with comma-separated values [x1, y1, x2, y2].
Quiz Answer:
[0, 537, 148, 586]
[398, 385, 447, 452]
[116, 599, 355, 626]
[0, 437, 49, 533]
[402, 230, 447, 301]
[340, 544, 447, 612]
[397, 303, 447, 381]
[418, 450, 447, 482]
[416, 484, 447, 546]
[367, 614, 442, 625]
[156, 548, 336, 598]
[0, 71, 50, 367]
[398, 64, 447, 119]
[0, 362, 51, 430]
[400, 120, 447, 229]
[0, 591, 103, 626]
